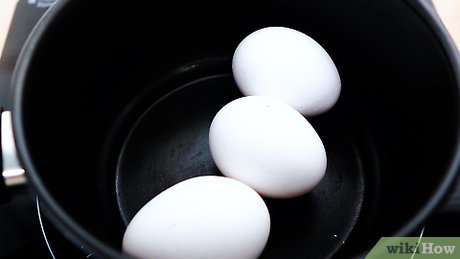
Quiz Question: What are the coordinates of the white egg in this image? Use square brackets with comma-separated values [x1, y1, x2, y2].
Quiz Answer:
[232, 27, 341, 117]
[122, 176, 270, 259]
[209, 96, 327, 198]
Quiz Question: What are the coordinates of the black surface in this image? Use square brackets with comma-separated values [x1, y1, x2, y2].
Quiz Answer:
[1, 0, 459, 258]
[0, 193, 48, 258]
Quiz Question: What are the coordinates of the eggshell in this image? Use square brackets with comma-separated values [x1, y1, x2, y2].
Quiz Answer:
[122, 176, 270, 259]
[232, 27, 341, 117]
[209, 96, 327, 198]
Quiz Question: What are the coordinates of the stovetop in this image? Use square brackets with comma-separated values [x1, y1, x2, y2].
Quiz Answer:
[0, 0, 458, 258]
[0, 1, 85, 258]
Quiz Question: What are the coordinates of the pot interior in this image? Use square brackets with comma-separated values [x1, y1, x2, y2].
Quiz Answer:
[18, 0, 458, 257]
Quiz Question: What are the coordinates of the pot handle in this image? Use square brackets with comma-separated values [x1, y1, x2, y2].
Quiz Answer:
[0, 110, 26, 202]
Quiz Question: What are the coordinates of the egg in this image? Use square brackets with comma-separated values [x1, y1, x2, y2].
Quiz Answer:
[232, 27, 341, 117]
[122, 176, 270, 259]
[209, 96, 327, 198]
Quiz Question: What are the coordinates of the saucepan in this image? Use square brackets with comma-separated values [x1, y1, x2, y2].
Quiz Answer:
[1, 0, 459, 258]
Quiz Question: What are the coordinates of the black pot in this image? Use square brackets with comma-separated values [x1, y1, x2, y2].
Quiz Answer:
[1, 0, 459, 258]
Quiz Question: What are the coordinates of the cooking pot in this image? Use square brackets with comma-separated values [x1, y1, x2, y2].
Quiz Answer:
[1, 0, 459, 258]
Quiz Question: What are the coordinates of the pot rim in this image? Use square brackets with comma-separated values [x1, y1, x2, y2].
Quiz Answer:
[10, 0, 460, 258]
